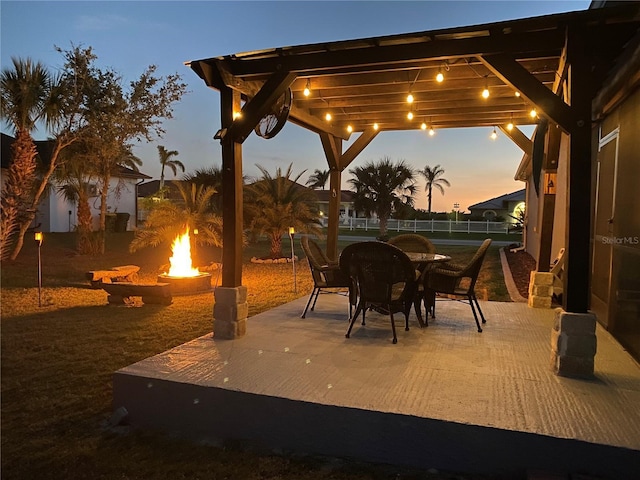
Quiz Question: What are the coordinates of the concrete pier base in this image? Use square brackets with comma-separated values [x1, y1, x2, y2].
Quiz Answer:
[550, 308, 597, 378]
[213, 286, 248, 339]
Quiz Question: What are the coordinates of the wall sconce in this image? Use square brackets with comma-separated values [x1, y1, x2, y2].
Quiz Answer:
[544, 173, 557, 194]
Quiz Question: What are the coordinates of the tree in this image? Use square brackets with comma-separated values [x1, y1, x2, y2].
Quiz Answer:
[245, 163, 322, 259]
[70, 47, 187, 253]
[182, 165, 225, 212]
[54, 145, 98, 254]
[157, 145, 185, 197]
[306, 169, 330, 190]
[348, 156, 417, 237]
[0, 58, 57, 259]
[418, 164, 450, 214]
[130, 181, 222, 253]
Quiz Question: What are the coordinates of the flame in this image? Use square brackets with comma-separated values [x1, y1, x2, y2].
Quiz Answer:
[167, 228, 200, 277]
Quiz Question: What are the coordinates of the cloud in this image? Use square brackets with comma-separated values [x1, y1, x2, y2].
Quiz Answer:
[74, 14, 131, 32]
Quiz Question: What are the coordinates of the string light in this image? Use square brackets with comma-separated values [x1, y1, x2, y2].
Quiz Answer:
[490, 127, 498, 140]
[530, 108, 538, 118]
[347, 124, 353, 133]
[303, 79, 311, 97]
[406, 93, 414, 104]
[507, 113, 514, 131]
[373, 123, 379, 130]
[421, 122, 427, 130]
[407, 111, 414, 120]
[429, 126, 436, 136]
[515, 91, 521, 97]
[233, 111, 241, 119]
[325, 112, 332, 121]
[436, 69, 444, 83]
[481, 76, 490, 99]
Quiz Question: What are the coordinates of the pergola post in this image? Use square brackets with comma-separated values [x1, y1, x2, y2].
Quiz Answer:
[213, 86, 248, 339]
[326, 169, 342, 261]
[551, 23, 597, 378]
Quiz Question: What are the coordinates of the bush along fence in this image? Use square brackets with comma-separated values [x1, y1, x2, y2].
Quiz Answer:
[319, 217, 520, 234]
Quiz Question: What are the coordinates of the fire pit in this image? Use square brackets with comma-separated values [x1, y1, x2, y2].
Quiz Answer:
[157, 272, 212, 295]
[158, 228, 213, 295]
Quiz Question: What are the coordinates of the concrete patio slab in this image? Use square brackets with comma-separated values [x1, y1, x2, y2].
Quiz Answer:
[113, 295, 640, 478]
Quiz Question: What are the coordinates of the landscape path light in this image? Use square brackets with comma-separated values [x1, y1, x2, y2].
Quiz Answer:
[34, 232, 43, 307]
[289, 227, 297, 293]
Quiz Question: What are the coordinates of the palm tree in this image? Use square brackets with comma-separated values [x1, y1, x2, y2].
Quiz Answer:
[130, 181, 222, 253]
[306, 169, 330, 190]
[348, 156, 417, 237]
[245, 163, 322, 259]
[157, 145, 185, 197]
[418, 164, 450, 214]
[54, 150, 98, 254]
[182, 165, 225, 212]
[0, 58, 57, 259]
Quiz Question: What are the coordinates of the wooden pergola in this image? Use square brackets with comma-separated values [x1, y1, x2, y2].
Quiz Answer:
[187, 4, 639, 318]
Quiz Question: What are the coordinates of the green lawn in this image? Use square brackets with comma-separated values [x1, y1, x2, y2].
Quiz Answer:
[1, 232, 507, 479]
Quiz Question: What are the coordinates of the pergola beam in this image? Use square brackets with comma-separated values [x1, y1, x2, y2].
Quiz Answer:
[479, 53, 576, 133]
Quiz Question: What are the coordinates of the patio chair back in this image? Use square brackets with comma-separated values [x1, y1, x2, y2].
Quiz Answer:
[300, 236, 353, 318]
[388, 233, 436, 254]
[426, 238, 492, 332]
[340, 241, 417, 343]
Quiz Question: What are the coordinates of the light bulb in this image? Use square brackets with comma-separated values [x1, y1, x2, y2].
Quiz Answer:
[515, 91, 521, 97]
[429, 127, 435, 136]
[490, 128, 498, 140]
[233, 111, 241, 119]
[421, 122, 427, 130]
[303, 87, 310, 97]
[407, 111, 414, 120]
[530, 108, 538, 118]
[347, 124, 353, 133]
[436, 71, 444, 83]
[406, 93, 414, 104]
[507, 122, 514, 131]
[373, 123, 379, 130]
[482, 88, 490, 99]
[325, 112, 332, 121]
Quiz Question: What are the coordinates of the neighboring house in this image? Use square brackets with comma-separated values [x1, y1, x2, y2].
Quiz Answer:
[514, 2, 640, 361]
[1, 133, 151, 232]
[312, 189, 359, 224]
[467, 189, 525, 222]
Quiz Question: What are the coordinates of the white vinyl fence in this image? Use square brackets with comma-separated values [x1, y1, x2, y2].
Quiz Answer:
[320, 217, 517, 234]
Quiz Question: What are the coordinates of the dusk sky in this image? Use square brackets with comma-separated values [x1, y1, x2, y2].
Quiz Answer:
[1, 0, 591, 213]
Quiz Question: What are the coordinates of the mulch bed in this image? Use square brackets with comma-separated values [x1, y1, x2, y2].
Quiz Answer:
[503, 246, 537, 299]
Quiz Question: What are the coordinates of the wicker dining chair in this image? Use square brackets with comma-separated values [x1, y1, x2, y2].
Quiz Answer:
[425, 239, 492, 332]
[339, 241, 417, 344]
[300, 236, 354, 319]
[388, 234, 436, 321]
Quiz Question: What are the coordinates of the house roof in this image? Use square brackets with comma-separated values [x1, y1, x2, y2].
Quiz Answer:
[187, 4, 640, 140]
[312, 189, 356, 203]
[468, 189, 525, 210]
[1, 133, 151, 180]
[138, 180, 180, 198]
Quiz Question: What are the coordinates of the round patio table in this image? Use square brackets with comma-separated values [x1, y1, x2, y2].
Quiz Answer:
[405, 252, 452, 327]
